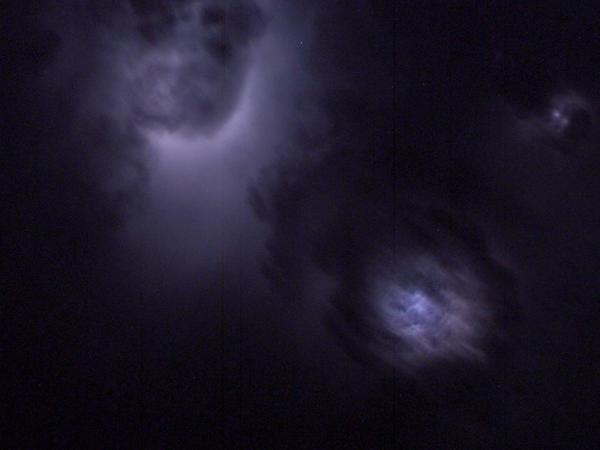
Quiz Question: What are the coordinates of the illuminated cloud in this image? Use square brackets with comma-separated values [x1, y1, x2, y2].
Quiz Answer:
[511, 89, 595, 155]
[363, 252, 496, 373]
[123, 0, 266, 135]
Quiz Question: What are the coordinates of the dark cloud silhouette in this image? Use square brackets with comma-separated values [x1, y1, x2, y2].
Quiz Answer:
[248, 1, 600, 447]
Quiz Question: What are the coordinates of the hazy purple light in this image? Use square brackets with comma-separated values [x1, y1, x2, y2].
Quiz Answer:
[367, 254, 493, 373]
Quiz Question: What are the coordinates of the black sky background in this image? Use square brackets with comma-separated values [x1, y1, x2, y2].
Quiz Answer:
[4, 1, 600, 448]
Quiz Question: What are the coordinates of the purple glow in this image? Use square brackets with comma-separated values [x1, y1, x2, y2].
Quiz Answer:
[367, 254, 493, 372]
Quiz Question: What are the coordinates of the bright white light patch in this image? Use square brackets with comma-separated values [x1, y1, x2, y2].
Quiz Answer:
[366, 254, 493, 373]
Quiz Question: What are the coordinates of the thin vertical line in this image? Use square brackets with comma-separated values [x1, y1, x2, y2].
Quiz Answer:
[219, 240, 226, 449]
[219, 3, 230, 448]
[137, 293, 146, 450]
[391, 2, 399, 449]
[238, 189, 243, 447]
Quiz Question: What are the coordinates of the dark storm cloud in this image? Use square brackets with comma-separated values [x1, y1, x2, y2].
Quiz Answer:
[249, 1, 600, 446]
[250, 1, 518, 374]
[251, 126, 519, 377]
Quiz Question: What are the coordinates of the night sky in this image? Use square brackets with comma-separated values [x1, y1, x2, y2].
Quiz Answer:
[4, 1, 600, 448]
